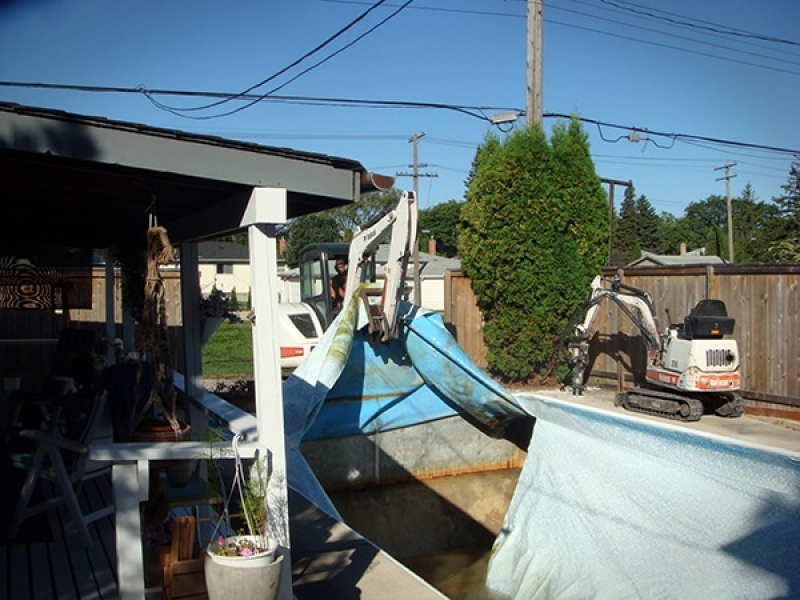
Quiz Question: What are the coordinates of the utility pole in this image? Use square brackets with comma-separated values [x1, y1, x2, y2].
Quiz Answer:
[397, 132, 437, 304]
[527, 0, 543, 128]
[715, 162, 737, 262]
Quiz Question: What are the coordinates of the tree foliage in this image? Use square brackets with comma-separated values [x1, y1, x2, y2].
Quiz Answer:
[282, 189, 403, 266]
[635, 195, 660, 252]
[611, 184, 638, 265]
[283, 211, 341, 267]
[766, 156, 800, 261]
[459, 119, 608, 382]
[332, 189, 402, 242]
[418, 200, 464, 257]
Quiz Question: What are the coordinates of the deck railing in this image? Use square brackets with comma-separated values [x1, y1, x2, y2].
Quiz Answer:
[89, 375, 264, 600]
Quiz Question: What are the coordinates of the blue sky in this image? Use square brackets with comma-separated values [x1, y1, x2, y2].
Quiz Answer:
[1, 0, 798, 217]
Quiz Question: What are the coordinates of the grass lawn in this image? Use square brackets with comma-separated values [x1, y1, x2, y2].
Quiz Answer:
[202, 321, 255, 380]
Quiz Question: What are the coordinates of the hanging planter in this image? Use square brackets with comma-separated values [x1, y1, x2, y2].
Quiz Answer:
[201, 316, 225, 346]
[205, 550, 282, 600]
[199, 288, 232, 345]
[204, 434, 282, 600]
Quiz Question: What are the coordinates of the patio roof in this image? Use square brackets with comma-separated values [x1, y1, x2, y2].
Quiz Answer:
[0, 102, 390, 255]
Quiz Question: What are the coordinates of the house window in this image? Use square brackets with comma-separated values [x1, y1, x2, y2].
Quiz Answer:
[216, 264, 233, 274]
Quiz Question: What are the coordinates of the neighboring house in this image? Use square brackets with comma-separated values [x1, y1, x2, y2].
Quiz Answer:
[279, 243, 461, 313]
[196, 240, 289, 304]
[196, 239, 460, 312]
[627, 247, 725, 268]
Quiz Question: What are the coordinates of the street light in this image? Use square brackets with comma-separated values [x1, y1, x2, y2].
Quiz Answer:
[488, 111, 521, 132]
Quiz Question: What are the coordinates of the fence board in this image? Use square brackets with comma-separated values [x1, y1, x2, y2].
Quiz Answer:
[444, 270, 487, 369]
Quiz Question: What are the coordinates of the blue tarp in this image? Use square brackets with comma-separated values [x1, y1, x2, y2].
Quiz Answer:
[283, 293, 526, 516]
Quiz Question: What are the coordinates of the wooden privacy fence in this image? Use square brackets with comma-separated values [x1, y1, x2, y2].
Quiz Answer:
[444, 265, 800, 411]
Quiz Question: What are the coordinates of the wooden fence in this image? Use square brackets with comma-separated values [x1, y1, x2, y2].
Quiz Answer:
[4, 264, 799, 415]
[444, 264, 800, 412]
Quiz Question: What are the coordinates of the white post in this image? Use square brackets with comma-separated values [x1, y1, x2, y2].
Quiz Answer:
[243, 187, 291, 600]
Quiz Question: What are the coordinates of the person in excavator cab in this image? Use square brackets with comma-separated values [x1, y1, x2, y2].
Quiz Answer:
[329, 256, 348, 311]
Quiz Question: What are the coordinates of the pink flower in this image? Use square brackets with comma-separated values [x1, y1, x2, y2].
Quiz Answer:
[239, 547, 253, 557]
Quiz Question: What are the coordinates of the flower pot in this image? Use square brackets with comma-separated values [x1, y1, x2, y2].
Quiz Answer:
[204, 539, 282, 600]
[201, 317, 225, 345]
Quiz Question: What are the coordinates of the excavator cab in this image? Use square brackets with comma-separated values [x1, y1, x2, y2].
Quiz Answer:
[298, 243, 376, 330]
[680, 299, 735, 340]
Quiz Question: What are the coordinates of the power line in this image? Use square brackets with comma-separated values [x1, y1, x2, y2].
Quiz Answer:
[597, 0, 800, 47]
[144, 0, 415, 120]
[2, 80, 798, 157]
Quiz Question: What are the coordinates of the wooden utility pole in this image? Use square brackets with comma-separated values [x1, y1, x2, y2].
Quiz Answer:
[397, 132, 437, 304]
[527, 0, 543, 127]
[715, 162, 737, 262]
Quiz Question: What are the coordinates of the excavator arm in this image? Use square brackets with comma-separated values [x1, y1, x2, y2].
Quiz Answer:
[344, 190, 418, 342]
[569, 275, 662, 394]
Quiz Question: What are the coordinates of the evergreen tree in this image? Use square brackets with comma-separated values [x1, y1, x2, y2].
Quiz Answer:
[635, 195, 660, 252]
[732, 183, 781, 262]
[229, 287, 240, 311]
[767, 156, 800, 261]
[459, 118, 608, 382]
[611, 185, 638, 265]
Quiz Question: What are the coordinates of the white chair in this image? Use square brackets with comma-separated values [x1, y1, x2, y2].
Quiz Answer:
[8, 390, 114, 547]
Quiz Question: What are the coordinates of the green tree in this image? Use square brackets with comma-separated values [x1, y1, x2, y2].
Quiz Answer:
[459, 118, 608, 382]
[419, 200, 464, 257]
[283, 211, 341, 267]
[683, 195, 729, 257]
[766, 156, 800, 261]
[731, 183, 781, 262]
[658, 213, 699, 255]
[229, 287, 240, 311]
[635, 195, 660, 252]
[610, 185, 638, 266]
[332, 189, 402, 242]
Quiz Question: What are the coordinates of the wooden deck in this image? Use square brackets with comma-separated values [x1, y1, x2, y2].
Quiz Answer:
[1, 473, 118, 599]
[1, 469, 446, 600]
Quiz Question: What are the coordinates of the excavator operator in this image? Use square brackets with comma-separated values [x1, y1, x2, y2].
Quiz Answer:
[330, 257, 348, 311]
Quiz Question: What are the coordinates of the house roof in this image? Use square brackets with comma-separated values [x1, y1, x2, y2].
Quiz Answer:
[197, 241, 250, 262]
[373, 245, 461, 278]
[0, 102, 388, 257]
[627, 250, 726, 268]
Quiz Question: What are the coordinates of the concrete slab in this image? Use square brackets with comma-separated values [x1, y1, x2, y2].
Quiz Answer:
[520, 386, 800, 457]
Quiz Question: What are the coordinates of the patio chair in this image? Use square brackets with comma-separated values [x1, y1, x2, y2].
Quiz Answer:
[8, 327, 97, 434]
[7, 386, 113, 547]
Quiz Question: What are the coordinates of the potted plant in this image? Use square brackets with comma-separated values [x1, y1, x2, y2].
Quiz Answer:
[199, 288, 233, 345]
[204, 444, 283, 600]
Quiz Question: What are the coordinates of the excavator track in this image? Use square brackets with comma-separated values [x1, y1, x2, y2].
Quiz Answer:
[618, 387, 704, 422]
[711, 393, 746, 418]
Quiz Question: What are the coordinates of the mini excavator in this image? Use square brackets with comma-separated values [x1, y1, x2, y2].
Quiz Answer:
[568, 275, 744, 421]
